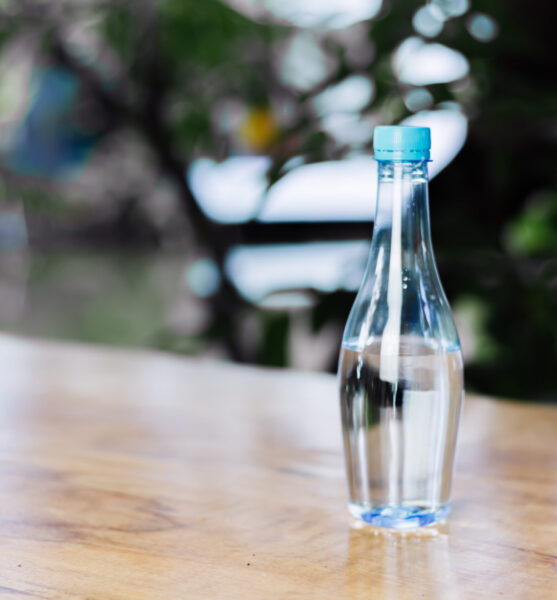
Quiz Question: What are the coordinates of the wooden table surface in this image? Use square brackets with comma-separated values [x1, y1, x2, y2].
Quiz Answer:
[0, 335, 555, 599]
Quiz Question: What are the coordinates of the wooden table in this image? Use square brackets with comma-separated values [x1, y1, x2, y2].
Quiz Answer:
[0, 335, 555, 599]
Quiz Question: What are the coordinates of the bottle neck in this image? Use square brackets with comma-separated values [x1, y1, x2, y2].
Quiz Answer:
[342, 159, 460, 355]
[372, 160, 433, 263]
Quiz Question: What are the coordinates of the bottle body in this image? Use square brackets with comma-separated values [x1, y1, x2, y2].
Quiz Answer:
[338, 160, 464, 528]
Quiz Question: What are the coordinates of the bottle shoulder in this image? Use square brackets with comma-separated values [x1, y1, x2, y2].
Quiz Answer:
[342, 270, 461, 352]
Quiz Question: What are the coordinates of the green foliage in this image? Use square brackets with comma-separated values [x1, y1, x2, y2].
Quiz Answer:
[160, 0, 271, 68]
[20, 187, 70, 216]
[258, 311, 289, 367]
[504, 192, 557, 256]
[98, 3, 134, 62]
[13, 251, 183, 348]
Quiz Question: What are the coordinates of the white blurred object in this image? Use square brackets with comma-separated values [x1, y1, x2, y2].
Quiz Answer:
[185, 258, 221, 298]
[467, 13, 499, 42]
[259, 156, 378, 222]
[229, 0, 383, 29]
[189, 110, 467, 224]
[188, 156, 270, 223]
[321, 113, 374, 146]
[433, 0, 469, 18]
[280, 32, 336, 92]
[403, 108, 468, 177]
[312, 75, 375, 116]
[0, 34, 36, 154]
[413, 6, 444, 38]
[259, 109, 467, 221]
[225, 241, 369, 302]
[404, 88, 434, 112]
[394, 37, 469, 85]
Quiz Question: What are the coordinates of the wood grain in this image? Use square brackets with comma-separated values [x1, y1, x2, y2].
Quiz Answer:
[0, 335, 555, 598]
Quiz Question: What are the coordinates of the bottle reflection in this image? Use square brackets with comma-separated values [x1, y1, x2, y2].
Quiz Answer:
[344, 522, 459, 600]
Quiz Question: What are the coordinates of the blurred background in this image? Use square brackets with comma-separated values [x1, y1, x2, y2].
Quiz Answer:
[0, 0, 556, 401]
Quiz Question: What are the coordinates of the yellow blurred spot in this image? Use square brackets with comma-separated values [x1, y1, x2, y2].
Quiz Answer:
[238, 107, 279, 152]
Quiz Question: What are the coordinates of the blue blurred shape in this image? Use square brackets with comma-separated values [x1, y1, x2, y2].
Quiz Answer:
[3, 67, 99, 178]
[0, 208, 27, 249]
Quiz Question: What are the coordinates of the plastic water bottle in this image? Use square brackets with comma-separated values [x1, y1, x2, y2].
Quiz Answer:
[338, 126, 464, 528]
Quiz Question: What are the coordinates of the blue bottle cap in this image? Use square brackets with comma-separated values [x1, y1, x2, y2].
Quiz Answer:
[373, 126, 431, 161]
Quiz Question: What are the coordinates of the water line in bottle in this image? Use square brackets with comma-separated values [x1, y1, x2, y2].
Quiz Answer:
[430, 353, 450, 505]
[355, 355, 371, 504]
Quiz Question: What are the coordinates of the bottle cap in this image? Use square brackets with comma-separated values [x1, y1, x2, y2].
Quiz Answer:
[373, 126, 431, 161]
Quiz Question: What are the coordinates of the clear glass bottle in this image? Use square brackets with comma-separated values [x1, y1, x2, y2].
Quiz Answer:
[338, 126, 464, 528]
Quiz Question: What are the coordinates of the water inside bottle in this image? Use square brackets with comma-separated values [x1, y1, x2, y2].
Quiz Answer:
[339, 335, 463, 528]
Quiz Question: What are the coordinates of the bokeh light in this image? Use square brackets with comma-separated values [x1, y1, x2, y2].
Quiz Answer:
[413, 6, 444, 38]
[394, 38, 469, 85]
[467, 13, 499, 42]
[262, 0, 382, 29]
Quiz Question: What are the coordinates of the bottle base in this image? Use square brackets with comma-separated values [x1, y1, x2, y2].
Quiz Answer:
[348, 502, 450, 529]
